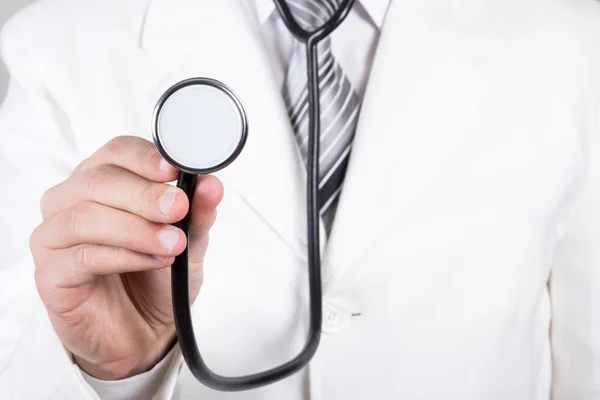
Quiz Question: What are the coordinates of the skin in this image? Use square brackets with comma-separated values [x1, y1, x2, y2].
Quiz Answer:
[29, 136, 224, 380]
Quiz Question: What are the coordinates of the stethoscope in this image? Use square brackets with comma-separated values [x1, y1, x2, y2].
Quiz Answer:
[151, 0, 356, 392]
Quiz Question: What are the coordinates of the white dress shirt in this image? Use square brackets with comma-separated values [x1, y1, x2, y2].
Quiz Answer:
[81, 1, 390, 398]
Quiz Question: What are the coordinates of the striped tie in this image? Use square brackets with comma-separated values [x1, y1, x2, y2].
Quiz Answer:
[282, 0, 361, 235]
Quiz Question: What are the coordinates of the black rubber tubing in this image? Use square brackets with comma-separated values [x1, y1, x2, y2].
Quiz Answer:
[170, 0, 357, 391]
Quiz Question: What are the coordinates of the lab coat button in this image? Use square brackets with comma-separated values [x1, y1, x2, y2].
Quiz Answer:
[322, 301, 350, 334]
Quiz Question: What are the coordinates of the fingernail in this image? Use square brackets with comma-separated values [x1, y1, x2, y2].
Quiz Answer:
[158, 190, 177, 216]
[158, 227, 179, 252]
[154, 255, 167, 261]
[159, 158, 171, 172]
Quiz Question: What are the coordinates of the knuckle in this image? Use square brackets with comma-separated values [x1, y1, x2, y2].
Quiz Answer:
[29, 224, 43, 252]
[81, 164, 112, 198]
[32, 250, 55, 297]
[104, 138, 121, 161]
[112, 247, 130, 267]
[104, 136, 134, 165]
[67, 202, 92, 237]
[39, 185, 56, 217]
[105, 135, 130, 155]
[74, 245, 94, 271]
[82, 168, 100, 198]
[34, 269, 63, 309]
[139, 182, 154, 215]
[136, 140, 158, 167]
[119, 217, 138, 246]
[39, 177, 71, 218]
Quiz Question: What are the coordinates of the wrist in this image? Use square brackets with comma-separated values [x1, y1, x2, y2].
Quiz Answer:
[74, 331, 177, 380]
[137, 331, 178, 377]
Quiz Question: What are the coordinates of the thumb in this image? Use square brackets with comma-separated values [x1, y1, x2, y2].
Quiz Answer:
[187, 175, 224, 264]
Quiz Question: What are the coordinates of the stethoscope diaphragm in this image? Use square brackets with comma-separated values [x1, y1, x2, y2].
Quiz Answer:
[152, 78, 248, 174]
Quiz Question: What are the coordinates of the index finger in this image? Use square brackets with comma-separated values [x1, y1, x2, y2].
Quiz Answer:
[75, 135, 179, 182]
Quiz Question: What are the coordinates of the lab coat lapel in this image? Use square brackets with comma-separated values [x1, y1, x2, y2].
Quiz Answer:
[323, 0, 497, 285]
[141, 0, 311, 258]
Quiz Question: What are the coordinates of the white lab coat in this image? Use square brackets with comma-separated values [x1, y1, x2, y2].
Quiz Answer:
[1, 0, 600, 399]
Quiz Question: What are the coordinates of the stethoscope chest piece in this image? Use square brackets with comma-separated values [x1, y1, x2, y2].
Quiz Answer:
[152, 78, 248, 174]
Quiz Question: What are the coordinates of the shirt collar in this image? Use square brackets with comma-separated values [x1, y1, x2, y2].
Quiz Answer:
[252, 0, 390, 29]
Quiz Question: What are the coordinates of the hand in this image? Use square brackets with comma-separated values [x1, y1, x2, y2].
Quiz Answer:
[30, 136, 223, 380]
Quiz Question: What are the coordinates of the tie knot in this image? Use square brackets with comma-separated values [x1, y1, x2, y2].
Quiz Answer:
[286, 0, 340, 31]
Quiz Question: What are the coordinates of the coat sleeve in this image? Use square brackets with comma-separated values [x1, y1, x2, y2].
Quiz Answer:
[550, 101, 600, 397]
[81, 346, 183, 400]
[0, 11, 183, 400]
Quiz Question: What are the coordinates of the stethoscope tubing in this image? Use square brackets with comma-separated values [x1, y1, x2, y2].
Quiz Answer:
[171, 0, 357, 391]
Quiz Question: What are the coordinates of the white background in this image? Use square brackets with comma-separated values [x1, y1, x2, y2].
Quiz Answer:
[0, 0, 35, 103]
